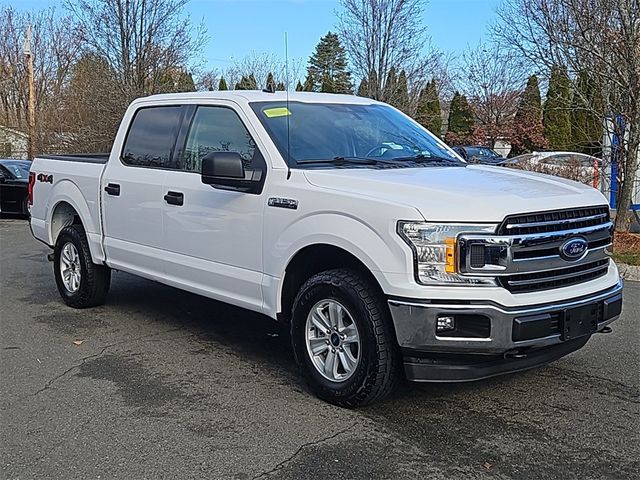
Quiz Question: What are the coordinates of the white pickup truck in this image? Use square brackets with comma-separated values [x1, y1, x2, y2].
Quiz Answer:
[29, 91, 623, 407]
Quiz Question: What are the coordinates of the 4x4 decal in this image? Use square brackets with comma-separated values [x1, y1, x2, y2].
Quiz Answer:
[36, 173, 53, 184]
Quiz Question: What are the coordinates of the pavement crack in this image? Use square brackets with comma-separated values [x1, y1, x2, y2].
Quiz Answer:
[31, 327, 186, 397]
[252, 421, 357, 479]
[32, 343, 115, 396]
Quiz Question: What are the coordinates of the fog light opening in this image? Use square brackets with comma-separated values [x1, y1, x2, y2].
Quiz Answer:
[436, 315, 456, 333]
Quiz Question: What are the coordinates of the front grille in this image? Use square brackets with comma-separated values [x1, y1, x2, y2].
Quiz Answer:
[461, 206, 613, 293]
[501, 259, 610, 294]
[499, 206, 610, 236]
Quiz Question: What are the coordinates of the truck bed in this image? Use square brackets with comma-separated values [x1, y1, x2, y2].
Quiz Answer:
[29, 154, 108, 257]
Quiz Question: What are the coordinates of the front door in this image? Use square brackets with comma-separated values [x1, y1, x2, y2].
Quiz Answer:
[161, 104, 267, 312]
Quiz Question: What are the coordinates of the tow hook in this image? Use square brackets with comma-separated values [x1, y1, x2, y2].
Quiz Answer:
[47, 253, 54, 262]
[504, 349, 528, 359]
[598, 326, 613, 334]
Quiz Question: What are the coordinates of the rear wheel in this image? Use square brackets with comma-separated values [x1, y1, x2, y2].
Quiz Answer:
[291, 269, 401, 407]
[53, 225, 111, 308]
[21, 196, 29, 217]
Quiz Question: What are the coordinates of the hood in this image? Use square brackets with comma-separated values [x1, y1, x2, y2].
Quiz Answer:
[303, 165, 608, 222]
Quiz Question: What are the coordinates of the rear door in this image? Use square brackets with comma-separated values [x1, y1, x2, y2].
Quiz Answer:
[101, 104, 185, 279]
[160, 103, 267, 312]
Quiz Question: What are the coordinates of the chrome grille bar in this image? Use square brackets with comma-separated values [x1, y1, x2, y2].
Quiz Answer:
[458, 206, 613, 293]
[505, 213, 609, 231]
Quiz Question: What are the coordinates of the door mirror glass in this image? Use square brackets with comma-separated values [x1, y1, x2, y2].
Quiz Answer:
[201, 152, 245, 180]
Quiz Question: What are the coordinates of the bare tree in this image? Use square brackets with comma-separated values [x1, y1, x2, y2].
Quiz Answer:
[218, 52, 305, 91]
[493, 0, 640, 231]
[0, 6, 81, 155]
[338, 0, 444, 105]
[65, 0, 206, 98]
[458, 42, 527, 148]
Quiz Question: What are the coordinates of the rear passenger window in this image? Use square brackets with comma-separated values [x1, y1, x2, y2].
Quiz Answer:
[122, 106, 183, 168]
[182, 106, 257, 172]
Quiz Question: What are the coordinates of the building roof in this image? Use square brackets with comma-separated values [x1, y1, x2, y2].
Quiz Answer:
[0, 125, 28, 139]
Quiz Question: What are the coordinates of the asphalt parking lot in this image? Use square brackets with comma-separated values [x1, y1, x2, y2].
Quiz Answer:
[1, 218, 638, 479]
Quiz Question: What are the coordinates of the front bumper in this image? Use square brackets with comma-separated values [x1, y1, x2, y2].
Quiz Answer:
[388, 280, 623, 382]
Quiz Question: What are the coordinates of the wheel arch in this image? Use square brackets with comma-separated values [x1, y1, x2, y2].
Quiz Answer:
[50, 201, 82, 246]
[278, 243, 386, 323]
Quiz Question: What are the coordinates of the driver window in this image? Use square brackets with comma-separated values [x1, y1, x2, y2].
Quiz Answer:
[182, 106, 257, 172]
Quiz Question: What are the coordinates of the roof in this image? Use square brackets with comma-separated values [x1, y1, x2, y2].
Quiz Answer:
[134, 90, 382, 106]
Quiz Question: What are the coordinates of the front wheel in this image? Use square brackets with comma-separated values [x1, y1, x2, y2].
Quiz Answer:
[53, 225, 111, 308]
[291, 269, 401, 407]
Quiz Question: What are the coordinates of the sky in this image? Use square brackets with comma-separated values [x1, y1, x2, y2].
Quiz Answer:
[11, 0, 501, 73]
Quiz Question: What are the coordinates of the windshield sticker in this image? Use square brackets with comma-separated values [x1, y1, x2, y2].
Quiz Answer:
[264, 107, 291, 118]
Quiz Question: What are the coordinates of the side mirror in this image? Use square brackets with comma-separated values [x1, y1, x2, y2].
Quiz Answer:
[201, 152, 245, 180]
[201, 152, 263, 194]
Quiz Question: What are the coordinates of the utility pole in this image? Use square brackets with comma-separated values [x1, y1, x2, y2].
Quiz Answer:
[24, 25, 35, 160]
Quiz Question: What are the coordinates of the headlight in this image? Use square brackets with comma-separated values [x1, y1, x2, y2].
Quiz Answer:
[398, 222, 498, 285]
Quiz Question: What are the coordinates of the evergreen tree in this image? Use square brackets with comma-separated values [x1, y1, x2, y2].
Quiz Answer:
[295, 80, 304, 92]
[543, 65, 572, 150]
[236, 74, 258, 90]
[320, 75, 333, 93]
[303, 74, 314, 92]
[265, 72, 275, 91]
[415, 79, 442, 137]
[511, 74, 546, 155]
[276, 82, 285, 91]
[446, 91, 475, 144]
[307, 32, 352, 93]
[367, 69, 379, 100]
[357, 78, 369, 97]
[382, 67, 397, 103]
[570, 70, 603, 155]
[394, 70, 410, 112]
[157, 68, 195, 93]
[218, 76, 228, 91]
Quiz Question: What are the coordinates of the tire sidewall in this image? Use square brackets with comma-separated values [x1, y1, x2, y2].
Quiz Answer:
[53, 226, 91, 306]
[291, 275, 380, 403]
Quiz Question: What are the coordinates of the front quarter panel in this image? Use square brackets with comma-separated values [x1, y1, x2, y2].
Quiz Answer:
[262, 170, 422, 316]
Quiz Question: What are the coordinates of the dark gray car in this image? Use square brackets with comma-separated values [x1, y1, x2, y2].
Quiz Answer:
[0, 159, 31, 216]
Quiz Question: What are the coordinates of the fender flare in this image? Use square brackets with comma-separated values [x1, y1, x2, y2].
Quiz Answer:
[46, 180, 105, 263]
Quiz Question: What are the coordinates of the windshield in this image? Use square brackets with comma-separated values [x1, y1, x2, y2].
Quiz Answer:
[1, 161, 30, 179]
[250, 101, 463, 168]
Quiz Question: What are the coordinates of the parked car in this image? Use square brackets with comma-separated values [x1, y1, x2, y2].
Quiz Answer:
[0, 159, 31, 216]
[29, 92, 622, 407]
[501, 151, 603, 188]
[452, 145, 503, 164]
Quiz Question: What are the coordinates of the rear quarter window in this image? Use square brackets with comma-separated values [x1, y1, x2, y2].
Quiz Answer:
[121, 106, 183, 169]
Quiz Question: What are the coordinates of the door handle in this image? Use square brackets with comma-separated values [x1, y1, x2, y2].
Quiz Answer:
[104, 183, 120, 196]
[164, 191, 184, 206]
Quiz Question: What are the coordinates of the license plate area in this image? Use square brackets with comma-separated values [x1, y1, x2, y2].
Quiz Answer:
[562, 303, 600, 341]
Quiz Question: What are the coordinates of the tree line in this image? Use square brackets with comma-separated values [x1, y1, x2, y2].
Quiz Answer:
[1, 0, 637, 230]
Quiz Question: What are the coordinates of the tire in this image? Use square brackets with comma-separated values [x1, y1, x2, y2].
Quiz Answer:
[53, 224, 111, 308]
[291, 269, 401, 407]
[21, 196, 29, 218]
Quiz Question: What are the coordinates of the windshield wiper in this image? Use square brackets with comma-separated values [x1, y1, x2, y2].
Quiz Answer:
[394, 153, 461, 164]
[297, 156, 398, 166]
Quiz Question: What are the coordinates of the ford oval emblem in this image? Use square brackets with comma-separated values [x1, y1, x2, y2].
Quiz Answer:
[560, 237, 588, 261]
